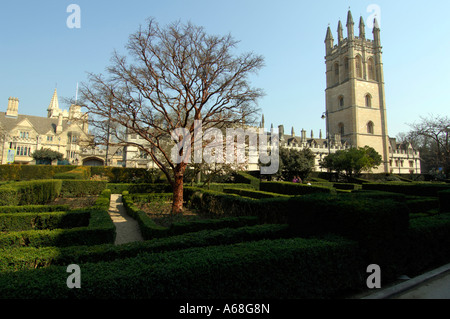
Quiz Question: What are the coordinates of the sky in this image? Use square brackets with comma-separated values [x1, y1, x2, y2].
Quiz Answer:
[0, 0, 449, 138]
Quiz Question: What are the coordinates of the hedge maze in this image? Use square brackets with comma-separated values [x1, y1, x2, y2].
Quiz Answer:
[0, 165, 450, 299]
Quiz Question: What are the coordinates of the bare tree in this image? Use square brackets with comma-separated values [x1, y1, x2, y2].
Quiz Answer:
[80, 19, 264, 214]
[406, 114, 450, 176]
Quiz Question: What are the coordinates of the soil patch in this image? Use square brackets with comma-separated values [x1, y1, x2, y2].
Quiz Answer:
[52, 195, 98, 210]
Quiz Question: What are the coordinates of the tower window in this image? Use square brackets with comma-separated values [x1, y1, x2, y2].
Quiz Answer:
[338, 123, 345, 136]
[355, 55, 362, 78]
[367, 121, 374, 134]
[334, 62, 339, 84]
[365, 94, 372, 107]
[338, 96, 344, 108]
[368, 58, 376, 80]
[344, 57, 349, 73]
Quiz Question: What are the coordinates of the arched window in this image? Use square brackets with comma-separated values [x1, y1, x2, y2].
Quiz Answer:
[338, 96, 344, 108]
[334, 62, 339, 84]
[355, 55, 362, 78]
[368, 58, 376, 80]
[338, 123, 345, 136]
[365, 94, 372, 107]
[367, 121, 374, 134]
[344, 57, 349, 73]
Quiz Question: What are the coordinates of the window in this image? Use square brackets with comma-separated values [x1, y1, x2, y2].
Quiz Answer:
[338, 123, 345, 136]
[409, 161, 414, 168]
[368, 58, 376, 80]
[47, 135, 53, 142]
[367, 121, 374, 134]
[365, 94, 372, 107]
[334, 62, 339, 84]
[338, 96, 344, 108]
[355, 55, 362, 78]
[344, 57, 349, 73]
[20, 131, 29, 139]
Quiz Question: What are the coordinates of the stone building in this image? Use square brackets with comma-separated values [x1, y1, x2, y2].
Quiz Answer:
[0, 89, 102, 165]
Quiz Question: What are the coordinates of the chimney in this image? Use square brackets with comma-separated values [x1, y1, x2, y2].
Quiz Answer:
[56, 113, 63, 133]
[6, 97, 19, 118]
[301, 129, 306, 142]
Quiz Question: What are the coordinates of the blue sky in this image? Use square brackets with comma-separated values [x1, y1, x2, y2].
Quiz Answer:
[0, 0, 449, 138]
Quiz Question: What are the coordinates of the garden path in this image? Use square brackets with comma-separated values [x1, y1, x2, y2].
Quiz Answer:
[108, 194, 144, 245]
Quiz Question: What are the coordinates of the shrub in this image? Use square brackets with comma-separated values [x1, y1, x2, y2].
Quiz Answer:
[260, 181, 332, 195]
[362, 182, 450, 197]
[59, 180, 108, 197]
[0, 224, 290, 272]
[0, 180, 62, 206]
[223, 188, 290, 199]
[53, 166, 90, 180]
[0, 211, 90, 232]
[106, 183, 172, 194]
[0, 237, 364, 299]
[0, 204, 70, 214]
[233, 172, 260, 189]
[438, 189, 450, 213]
[0, 189, 114, 248]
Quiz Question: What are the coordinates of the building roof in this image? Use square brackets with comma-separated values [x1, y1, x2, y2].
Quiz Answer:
[0, 112, 69, 135]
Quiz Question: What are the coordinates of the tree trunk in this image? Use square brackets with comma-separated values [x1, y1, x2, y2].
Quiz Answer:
[171, 164, 186, 215]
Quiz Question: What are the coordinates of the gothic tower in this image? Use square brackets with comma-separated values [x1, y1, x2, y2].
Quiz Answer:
[324, 10, 390, 173]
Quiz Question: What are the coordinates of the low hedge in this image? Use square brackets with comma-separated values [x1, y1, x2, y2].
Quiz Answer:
[0, 204, 70, 214]
[122, 191, 260, 239]
[439, 189, 450, 213]
[53, 166, 90, 180]
[0, 237, 365, 299]
[260, 181, 332, 195]
[223, 188, 290, 199]
[106, 183, 172, 194]
[0, 211, 90, 232]
[406, 213, 450, 276]
[286, 194, 410, 280]
[362, 182, 450, 197]
[0, 189, 115, 248]
[59, 180, 108, 197]
[0, 224, 290, 272]
[233, 172, 260, 189]
[0, 180, 62, 206]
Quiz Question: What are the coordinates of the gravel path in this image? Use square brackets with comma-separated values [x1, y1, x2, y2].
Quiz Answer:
[108, 194, 144, 245]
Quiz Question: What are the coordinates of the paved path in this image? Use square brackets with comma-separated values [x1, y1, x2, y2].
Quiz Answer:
[108, 194, 144, 245]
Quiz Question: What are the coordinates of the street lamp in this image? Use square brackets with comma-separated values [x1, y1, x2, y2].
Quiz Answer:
[321, 111, 331, 155]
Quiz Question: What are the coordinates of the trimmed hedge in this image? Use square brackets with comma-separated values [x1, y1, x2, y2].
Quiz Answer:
[260, 181, 332, 195]
[106, 183, 172, 194]
[122, 191, 260, 239]
[0, 224, 290, 272]
[0, 237, 365, 299]
[0, 189, 115, 248]
[0, 165, 76, 181]
[0, 180, 62, 206]
[223, 188, 290, 199]
[406, 213, 450, 276]
[0, 211, 90, 232]
[438, 189, 450, 213]
[233, 172, 260, 189]
[59, 180, 108, 197]
[53, 166, 90, 180]
[0, 204, 70, 214]
[362, 182, 450, 197]
[286, 194, 410, 280]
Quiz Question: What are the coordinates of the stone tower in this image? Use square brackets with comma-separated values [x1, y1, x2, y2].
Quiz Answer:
[324, 10, 390, 173]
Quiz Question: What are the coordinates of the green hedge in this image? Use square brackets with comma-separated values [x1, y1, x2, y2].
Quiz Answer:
[362, 182, 450, 197]
[106, 183, 172, 194]
[260, 181, 332, 195]
[0, 180, 62, 206]
[286, 194, 410, 280]
[406, 213, 450, 276]
[122, 191, 260, 239]
[59, 180, 108, 197]
[0, 237, 364, 299]
[91, 167, 162, 183]
[0, 189, 115, 248]
[0, 204, 70, 214]
[0, 165, 76, 181]
[0, 224, 290, 272]
[439, 190, 450, 213]
[0, 211, 90, 232]
[53, 166, 91, 180]
[223, 188, 290, 199]
[233, 172, 260, 189]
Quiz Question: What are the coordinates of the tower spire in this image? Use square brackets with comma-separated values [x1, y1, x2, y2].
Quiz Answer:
[359, 16, 365, 39]
[337, 20, 344, 44]
[47, 88, 60, 118]
[346, 9, 354, 40]
[325, 25, 334, 54]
